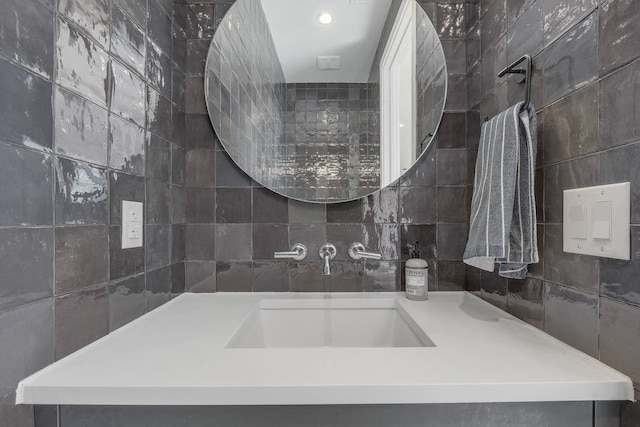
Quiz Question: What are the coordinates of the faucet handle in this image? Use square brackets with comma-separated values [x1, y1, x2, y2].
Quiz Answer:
[274, 243, 307, 260]
[348, 242, 382, 260]
[319, 243, 336, 260]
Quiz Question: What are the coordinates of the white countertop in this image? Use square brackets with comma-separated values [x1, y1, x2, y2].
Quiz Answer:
[16, 292, 633, 405]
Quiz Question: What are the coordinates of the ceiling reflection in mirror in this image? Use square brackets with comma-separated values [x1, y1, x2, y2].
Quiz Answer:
[205, 0, 447, 203]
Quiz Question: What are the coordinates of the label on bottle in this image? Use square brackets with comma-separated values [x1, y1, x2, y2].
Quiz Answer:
[406, 267, 427, 296]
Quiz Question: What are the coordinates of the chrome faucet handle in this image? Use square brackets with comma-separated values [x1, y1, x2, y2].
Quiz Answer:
[348, 242, 382, 260]
[274, 243, 307, 261]
[319, 243, 337, 276]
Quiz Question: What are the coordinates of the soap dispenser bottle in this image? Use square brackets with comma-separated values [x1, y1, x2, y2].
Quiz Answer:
[405, 242, 428, 301]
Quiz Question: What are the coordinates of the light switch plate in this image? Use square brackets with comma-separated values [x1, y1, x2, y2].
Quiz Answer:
[122, 201, 143, 249]
[563, 183, 630, 260]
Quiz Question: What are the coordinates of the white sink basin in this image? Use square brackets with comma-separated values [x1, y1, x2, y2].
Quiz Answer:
[226, 298, 434, 348]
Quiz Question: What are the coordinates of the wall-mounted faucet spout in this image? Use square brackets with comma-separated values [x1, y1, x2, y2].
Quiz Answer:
[319, 243, 337, 276]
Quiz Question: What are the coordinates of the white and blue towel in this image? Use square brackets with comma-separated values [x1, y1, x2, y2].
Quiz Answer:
[463, 102, 538, 279]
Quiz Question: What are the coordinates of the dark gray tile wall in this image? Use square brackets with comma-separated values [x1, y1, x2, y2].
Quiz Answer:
[184, 0, 469, 295]
[282, 83, 379, 201]
[204, 0, 286, 194]
[0, 0, 185, 424]
[467, 0, 640, 416]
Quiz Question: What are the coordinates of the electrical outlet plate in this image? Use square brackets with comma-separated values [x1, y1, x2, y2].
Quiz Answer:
[122, 201, 143, 249]
[563, 183, 630, 260]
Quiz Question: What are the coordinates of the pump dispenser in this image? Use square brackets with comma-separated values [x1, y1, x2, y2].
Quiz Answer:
[405, 241, 428, 300]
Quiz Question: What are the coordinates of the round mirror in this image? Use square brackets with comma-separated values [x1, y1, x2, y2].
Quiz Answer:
[205, 0, 447, 203]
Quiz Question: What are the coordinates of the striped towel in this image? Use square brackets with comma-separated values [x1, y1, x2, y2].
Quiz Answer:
[463, 102, 538, 279]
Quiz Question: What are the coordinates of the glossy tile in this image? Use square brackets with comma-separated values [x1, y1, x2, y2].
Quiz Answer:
[542, 83, 598, 164]
[288, 200, 326, 223]
[146, 134, 171, 182]
[542, 0, 596, 44]
[147, 0, 172, 56]
[109, 226, 145, 280]
[110, 4, 145, 76]
[185, 114, 218, 150]
[146, 265, 171, 310]
[364, 261, 401, 292]
[253, 261, 289, 292]
[544, 224, 598, 292]
[543, 154, 599, 223]
[215, 261, 253, 291]
[399, 148, 437, 187]
[146, 179, 170, 224]
[600, 227, 640, 306]
[507, 277, 544, 328]
[54, 158, 108, 225]
[147, 87, 172, 140]
[186, 4, 216, 39]
[215, 151, 251, 187]
[185, 261, 216, 292]
[109, 171, 144, 224]
[599, 60, 640, 150]
[0, 59, 53, 151]
[171, 185, 187, 224]
[110, 60, 146, 126]
[363, 224, 400, 261]
[147, 41, 172, 99]
[544, 282, 598, 357]
[441, 39, 467, 76]
[543, 12, 597, 104]
[480, 270, 508, 310]
[58, 0, 109, 47]
[437, 3, 466, 38]
[0, 143, 53, 226]
[172, 145, 186, 185]
[253, 188, 288, 223]
[437, 261, 467, 291]
[172, 224, 185, 264]
[481, 36, 507, 94]
[362, 187, 398, 224]
[0, 299, 54, 397]
[185, 188, 215, 223]
[55, 226, 108, 295]
[598, 0, 640, 76]
[0, 228, 53, 312]
[253, 224, 288, 261]
[186, 40, 210, 75]
[507, 0, 537, 26]
[146, 224, 171, 270]
[326, 199, 363, 223]
[289, 261, 324, 292]
[399, 187, 436, 224]
[56, 18, 109, 107]
[0, 0, 54, 78]
[326, 261, 364, 292]
[506, 1, 543, 64]
[216, 188, 251, 223]
[437, 113, 466, 150]
[109, 114, 145, 175]
[437, 187, 467, 223]
[186, 224, 216, 260]
[186, 149, 216, 187]
[54, 87, 108, 166]
[437, 223, 467, 261]
[171, 262, 186, 294]
[599, 298, 640, 386]
[186, 76, 207, 114]
[480, 0, 506, 53]
[437, 149, 467, 185]
[108, 274, 145, 331]
[55, 285, 109, 359]
[215, 224, 252, 261]
[326, 224, 365, 261]
[114, 0, 146, 28]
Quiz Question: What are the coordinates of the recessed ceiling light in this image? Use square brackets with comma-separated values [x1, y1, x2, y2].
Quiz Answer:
[317, 13, 333, 24]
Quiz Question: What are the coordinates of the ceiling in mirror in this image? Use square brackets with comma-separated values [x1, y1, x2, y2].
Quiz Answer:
[205, 0, 447, 203]
[261, 0, 393, 82]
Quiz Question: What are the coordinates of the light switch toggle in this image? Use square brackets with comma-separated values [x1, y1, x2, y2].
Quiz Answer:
[569, 203, 587, 239]
[592, 201, 612, 240]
